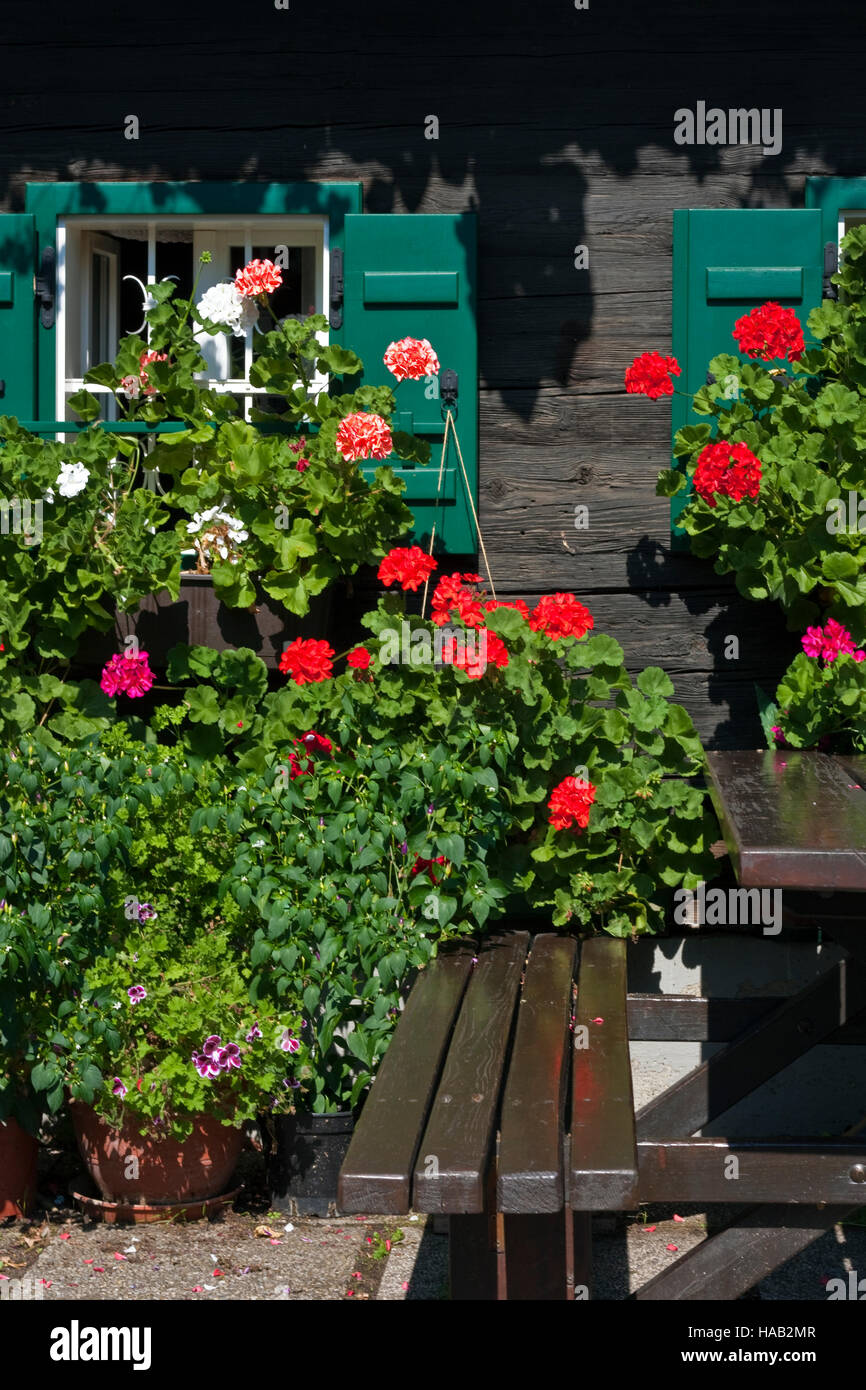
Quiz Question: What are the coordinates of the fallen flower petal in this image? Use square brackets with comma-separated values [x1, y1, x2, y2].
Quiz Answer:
[666, 1244, 678, 1253]
[192, 1285, 204, 1293]
[591, 1017, 604, 1025]
[59, 1233, 71, 1240]
[672, 1213, 685, 1223]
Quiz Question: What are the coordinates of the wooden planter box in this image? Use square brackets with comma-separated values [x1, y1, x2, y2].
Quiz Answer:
[81, 574, 331, 671]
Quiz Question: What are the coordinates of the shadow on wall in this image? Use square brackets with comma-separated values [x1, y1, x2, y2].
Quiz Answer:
[1, 0, 864, 427]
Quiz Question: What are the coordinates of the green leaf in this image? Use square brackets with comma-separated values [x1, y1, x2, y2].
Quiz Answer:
[636, 667, 675, 699]
[66, 389, 102, 423]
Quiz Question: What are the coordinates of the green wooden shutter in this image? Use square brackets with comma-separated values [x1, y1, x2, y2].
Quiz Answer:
[671, 209, 823, 540]
[343, 212, 478, 554]
[0, 214, 37, 419]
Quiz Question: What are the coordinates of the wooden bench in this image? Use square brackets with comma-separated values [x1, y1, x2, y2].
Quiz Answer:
[340, 751, 866, 1301]
[337, 929, 638, 1300]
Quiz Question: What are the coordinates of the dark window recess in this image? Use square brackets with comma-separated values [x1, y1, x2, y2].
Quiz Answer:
[156, 237, 194, 305]
[118, 237, 148, 338]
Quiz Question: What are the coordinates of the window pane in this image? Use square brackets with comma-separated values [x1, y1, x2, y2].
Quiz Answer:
[155, 231, 194, 306]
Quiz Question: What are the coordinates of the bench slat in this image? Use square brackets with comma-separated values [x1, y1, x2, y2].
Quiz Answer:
[412, 932, 529, 1214]
[498, 935, 577, 1214]
[337, 944, 476, 1214]
[705, 750, 866, 890]
[569, 937, 638, 1210]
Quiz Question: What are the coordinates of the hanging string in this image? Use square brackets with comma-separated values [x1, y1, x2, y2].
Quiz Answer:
[420, 407, 496, 617]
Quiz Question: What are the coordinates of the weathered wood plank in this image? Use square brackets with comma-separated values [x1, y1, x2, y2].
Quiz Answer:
[569, 937, 638, 1210]
[337, 943, 475, 1214]
[637, 1141, 866, 1204]
[497, 935, 576, 1214]
[413, 932, 529, 1214]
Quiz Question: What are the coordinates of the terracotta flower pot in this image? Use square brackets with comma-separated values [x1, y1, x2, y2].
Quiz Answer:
[0, 1117, 38, 1218]
[70, 1103, 243, 1205]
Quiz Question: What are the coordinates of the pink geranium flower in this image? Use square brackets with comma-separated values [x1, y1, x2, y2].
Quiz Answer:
[234, 258, 283, 298]
[335, 413, 393, 462]
[383, 337, 440, 382]
[801, 619, 865, 664]
[100, 651, 155, 699]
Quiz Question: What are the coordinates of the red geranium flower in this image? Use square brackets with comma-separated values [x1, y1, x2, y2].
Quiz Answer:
[440, 630, 509, 679]
[692, 441, 762, 507]
[733, 302, 804, 362]
[378, 546, 438, 592]
[234, 258, 283, 298]
[383, 337, 441, 382]
[138, 349, 169, 396]
[624, 351, 681, 400]
[410, 854, 448, 882]
[529, 594, 594, 641]
[335, 413, 393, 462]
[484, 598, 530, 621]
[288, 729, 335, 778]
[430, 573, 485, 628]
[347, 646, 372, 670]
[548, 776, 597, 833]
[278, 638, 335, 685]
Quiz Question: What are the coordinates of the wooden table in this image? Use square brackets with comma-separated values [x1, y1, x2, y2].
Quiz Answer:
[631, 749, 866, 1300]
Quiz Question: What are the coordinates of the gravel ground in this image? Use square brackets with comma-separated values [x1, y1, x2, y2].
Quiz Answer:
[1, 1141, 862, 1301]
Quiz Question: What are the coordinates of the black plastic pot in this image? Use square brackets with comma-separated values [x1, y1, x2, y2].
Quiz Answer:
[262, 1111, 356, 1216]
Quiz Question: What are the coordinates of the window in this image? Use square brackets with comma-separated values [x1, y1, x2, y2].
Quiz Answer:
[0, 183, 478, 551]
[57, 216, 328, 421]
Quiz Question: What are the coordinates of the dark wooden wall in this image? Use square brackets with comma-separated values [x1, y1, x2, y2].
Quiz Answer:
[2, 0, 864, 745]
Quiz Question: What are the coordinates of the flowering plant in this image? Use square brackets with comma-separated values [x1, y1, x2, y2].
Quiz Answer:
[760, 620, 866, 752]
[654, 227, 866, 641]
[0, 738, 184, 1128]
[148, 560, 716, 937]
[61, 923, 308, 1141]
[0, 260, 435, 746]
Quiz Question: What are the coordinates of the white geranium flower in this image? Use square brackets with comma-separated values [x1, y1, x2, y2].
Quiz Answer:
[196, 282, 258, 338]
[56, 462, 90, 499]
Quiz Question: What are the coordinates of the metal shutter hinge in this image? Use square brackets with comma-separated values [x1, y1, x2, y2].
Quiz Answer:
[34, 246, 56, 328]
[329, 247, 343, 330]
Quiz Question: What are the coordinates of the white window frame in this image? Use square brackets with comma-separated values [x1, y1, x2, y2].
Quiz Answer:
[56, 214, 330, 423]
